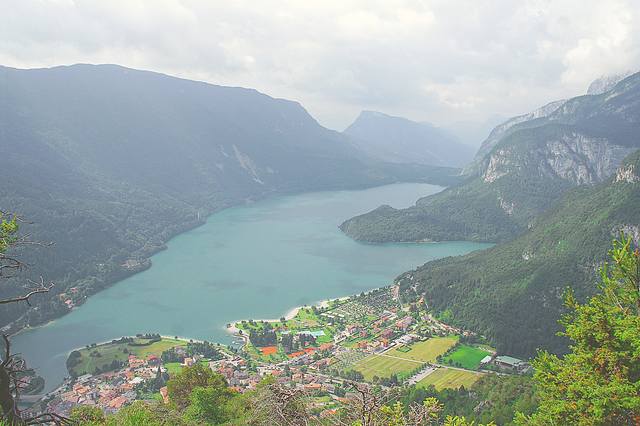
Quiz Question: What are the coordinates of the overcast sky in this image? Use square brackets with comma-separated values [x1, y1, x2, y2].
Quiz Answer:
[2, 1, 639, 133]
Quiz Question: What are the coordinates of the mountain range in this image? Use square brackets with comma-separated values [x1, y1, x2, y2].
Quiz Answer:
[341, 71, 640, 244]
[0, 64, 458, 331]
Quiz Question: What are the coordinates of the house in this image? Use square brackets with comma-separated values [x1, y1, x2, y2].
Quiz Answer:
[128, 355, 145, 368]
[108, 396, 128, 409]
[381, 329, 394, 339]
[395, 316, 413, 331]
[304, 383, 322, 391]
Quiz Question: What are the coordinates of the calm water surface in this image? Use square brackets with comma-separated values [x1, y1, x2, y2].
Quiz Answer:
[13, 183, 491, 392]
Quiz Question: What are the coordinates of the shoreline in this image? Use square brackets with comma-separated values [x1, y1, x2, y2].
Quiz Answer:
[7, 181, 436, 340]
[225, 296, 350, 337]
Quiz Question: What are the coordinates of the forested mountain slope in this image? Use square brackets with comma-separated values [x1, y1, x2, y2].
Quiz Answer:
[0, 64, 458, 331]
[341, 72, 640, 243]
[395, 151, 640, 357]
[343, 111, 474, 167]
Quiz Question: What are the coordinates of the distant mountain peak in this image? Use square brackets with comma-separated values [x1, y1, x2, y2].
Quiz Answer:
[586, 71, 635, 95]
[344, 110, 473, 168]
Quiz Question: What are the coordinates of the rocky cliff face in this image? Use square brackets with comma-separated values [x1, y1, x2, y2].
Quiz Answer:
[340, 71, 640, 245]
[463, 99, 566, 175]
[482, 132, 634, 185]
[466, 71, 639, 180]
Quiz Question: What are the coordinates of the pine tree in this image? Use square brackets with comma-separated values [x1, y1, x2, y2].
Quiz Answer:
[519, 237, 640, 425]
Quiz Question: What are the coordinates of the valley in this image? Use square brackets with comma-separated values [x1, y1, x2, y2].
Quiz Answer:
[12, 182, 491, 396]
[1, 17, 639, 421]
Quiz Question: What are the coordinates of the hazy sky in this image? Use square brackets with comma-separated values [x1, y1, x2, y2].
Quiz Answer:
[2, 0, 639, 131]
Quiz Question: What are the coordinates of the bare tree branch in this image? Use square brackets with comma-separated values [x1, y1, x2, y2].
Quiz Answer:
[0, 278, 54, 306]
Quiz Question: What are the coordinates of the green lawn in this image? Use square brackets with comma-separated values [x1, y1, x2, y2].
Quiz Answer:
[353, 354, 422, 381]
[130, 338, 186, 358]
[441, 345, 491, 370]
[417, 368, 483, 390]
[384, 337, 458, 363]
[164, 362, 182, 375]
[68, 337, 187, 376]
[164, 360, 210, 376]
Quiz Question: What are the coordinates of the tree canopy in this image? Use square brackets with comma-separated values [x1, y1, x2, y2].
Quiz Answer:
[521, 237, 640, 424]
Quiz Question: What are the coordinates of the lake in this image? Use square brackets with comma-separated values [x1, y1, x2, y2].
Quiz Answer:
[13, 183, 491, 392]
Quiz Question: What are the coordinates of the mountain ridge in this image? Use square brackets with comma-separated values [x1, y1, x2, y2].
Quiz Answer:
[395, 150, 640, 357]
[341, 71, 640, 244]
[0, 63, 459, 332]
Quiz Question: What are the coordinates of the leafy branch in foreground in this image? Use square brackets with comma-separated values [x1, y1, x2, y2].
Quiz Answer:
[519, 236, 640, 425]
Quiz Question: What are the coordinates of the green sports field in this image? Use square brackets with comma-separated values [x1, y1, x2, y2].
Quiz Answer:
[384, 337, 458, 363]
[353, 354, 422, 381]
[417, 367, 482, 390]
[441, 344, 491, 370]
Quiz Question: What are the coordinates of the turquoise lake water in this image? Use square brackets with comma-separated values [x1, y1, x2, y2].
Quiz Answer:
[13, 183, 491, 392]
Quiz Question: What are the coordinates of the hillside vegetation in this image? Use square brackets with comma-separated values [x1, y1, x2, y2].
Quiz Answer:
[0, 64, 458, 331]
[396, 151, 640, 356]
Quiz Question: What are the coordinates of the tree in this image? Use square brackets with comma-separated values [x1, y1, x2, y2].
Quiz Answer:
[183, 385, 236, 424]
[245, 377, 311, 425]
[0, 212, 61, 425]
[104, 400, 187, 426]
[520, 237, 640, 425]
[167, 363, 229, 410]
[69, 405, 105, 424]
[443, 416, 495, 426]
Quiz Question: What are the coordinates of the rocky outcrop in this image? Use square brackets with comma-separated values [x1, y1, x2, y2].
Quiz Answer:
[497, 195, 515, 215]
[543, 134, 634, 185]
[614, 164, 640, 183]
[587, 72, 633, 95]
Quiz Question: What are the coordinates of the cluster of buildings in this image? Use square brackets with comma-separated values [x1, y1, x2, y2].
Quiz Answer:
[42, 354, 165, 417]
[29, 288, 533, 419]
[480, 354, 532, 373]
[212, 357, 261, 391]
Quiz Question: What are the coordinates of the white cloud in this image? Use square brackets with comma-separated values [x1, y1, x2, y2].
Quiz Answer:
[1, 0, 639, 133]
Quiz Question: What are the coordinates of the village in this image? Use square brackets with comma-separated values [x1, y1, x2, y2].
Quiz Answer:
[29, 286, 530, 419]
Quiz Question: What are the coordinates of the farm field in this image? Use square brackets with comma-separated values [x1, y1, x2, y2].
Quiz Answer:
[353, 354, 421, 381]
[441, 345, 491, 370]
[67, 337, 187, 377]
[384, 337, 457, 363]
[417, 367, 483, 390]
